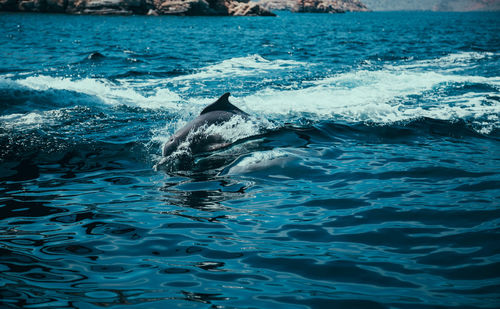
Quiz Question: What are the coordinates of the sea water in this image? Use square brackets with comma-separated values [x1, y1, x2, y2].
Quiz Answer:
[0, 11, 499, 308]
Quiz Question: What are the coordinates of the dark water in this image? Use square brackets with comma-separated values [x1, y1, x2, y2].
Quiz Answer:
[1, 11, 499, 308]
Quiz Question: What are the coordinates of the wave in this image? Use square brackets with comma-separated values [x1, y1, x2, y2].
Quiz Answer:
[239, 60, 500, 134]
[382, 51, 498, 72]
[111, 68, 189, 79]
[0, 75, 182, 110]
[171, 54, 307, 81]
[1, 52, 499, 137]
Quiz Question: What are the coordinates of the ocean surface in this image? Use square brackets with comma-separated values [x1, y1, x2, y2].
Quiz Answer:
[0, 11, 499, 308]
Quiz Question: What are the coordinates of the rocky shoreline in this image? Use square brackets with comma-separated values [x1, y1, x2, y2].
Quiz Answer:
[0, 0, 371, 15]
[0, 0, 277, 16]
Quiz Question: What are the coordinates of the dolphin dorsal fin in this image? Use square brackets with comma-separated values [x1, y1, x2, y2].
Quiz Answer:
[200, 93, 247, 115]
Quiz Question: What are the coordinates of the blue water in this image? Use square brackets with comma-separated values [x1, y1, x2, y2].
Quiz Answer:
[0, 11, 499, 308]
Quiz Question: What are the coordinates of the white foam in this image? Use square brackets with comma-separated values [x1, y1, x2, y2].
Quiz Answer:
[2, 52, 498, 135]
[172, 54, 306, 81]
[14, 75, 182, 109]
[204, 115, 269, 143]
[151, 114, 271, 157]
[0, 112, 55, 130]
[239, 68, 500, 131]
[384, 51, 497, 72]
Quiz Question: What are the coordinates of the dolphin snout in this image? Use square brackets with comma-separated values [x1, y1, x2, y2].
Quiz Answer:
[162, 137, 178, 157]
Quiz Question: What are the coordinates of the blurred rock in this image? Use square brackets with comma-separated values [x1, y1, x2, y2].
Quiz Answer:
[45, 0, 67, 12]
[66, 0, 151, 14]
[257, 0, 298, 11]
[0, 0, 18, 11]
[0, 0, 275, 15]
[227, 0, 276, 16]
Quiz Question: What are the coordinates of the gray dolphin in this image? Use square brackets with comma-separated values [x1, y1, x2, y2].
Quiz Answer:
[162, 92, 248, 157]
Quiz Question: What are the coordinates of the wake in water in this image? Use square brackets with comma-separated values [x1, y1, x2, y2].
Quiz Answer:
[1, 51, 498, 167]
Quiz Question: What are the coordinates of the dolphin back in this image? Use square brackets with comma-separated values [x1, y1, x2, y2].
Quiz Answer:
[161, 93, 249, 159]
[199, 93, 248, 116]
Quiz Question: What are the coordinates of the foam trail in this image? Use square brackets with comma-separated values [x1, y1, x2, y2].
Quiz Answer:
[385, 51, 498, 72]
[239, 68, 500, 132]
[11, 75, 182, 109]
[172, 54, 306, 81]
[0, 112, 52, 130]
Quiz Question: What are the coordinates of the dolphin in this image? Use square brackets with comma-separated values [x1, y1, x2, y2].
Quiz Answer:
[162, 92, 248, 158]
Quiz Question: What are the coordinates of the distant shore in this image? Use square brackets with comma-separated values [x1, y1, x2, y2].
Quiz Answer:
[0, 0, 374, 16]
[0, 0, 276, 16]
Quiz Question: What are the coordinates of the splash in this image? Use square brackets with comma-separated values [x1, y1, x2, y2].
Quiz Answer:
[172, 54, 306, 81]
[153, 114, 269, 169]
[7, 75, 182, 109]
